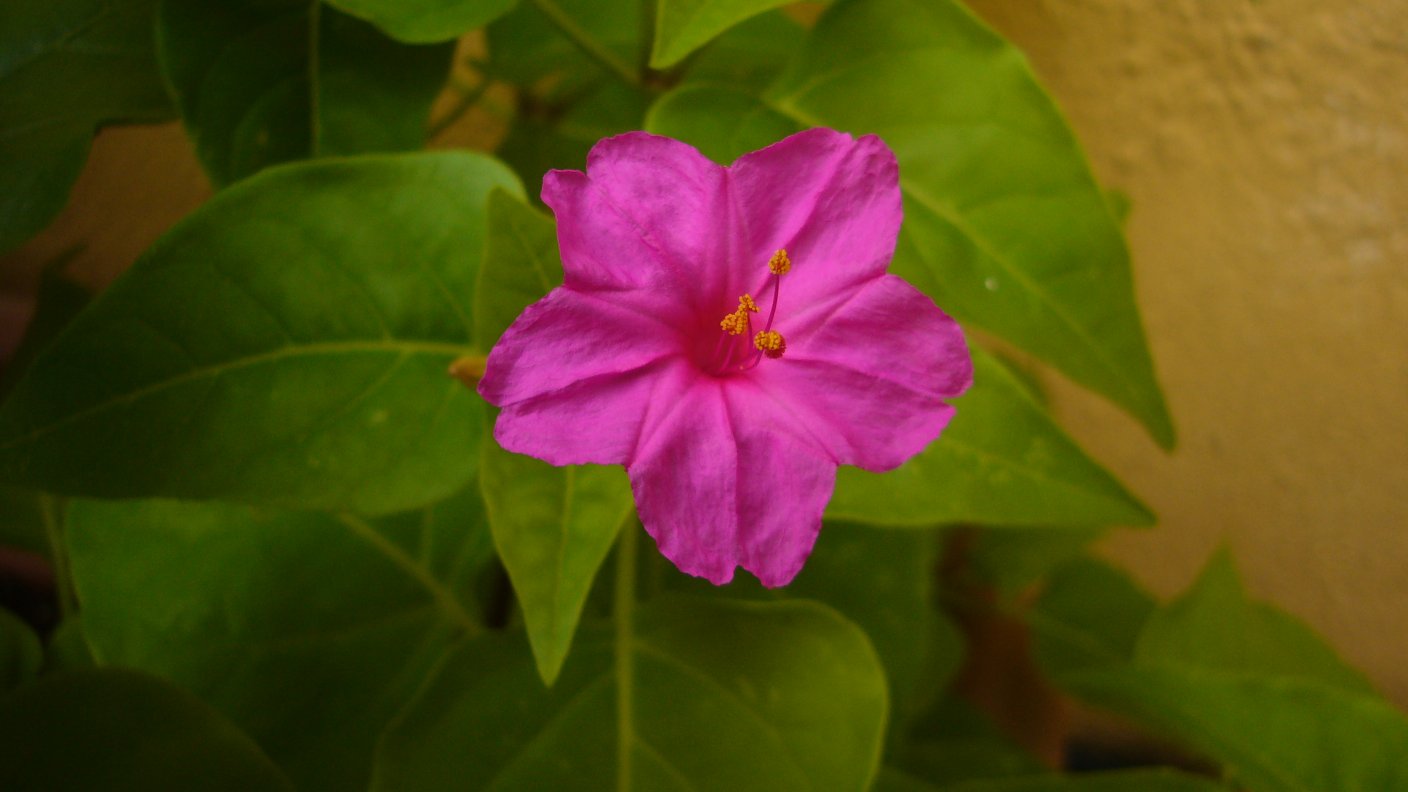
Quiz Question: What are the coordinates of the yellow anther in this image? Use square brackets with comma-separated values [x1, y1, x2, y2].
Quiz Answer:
[738, 293, 758, 313]
[768, 249, 791, 275]
[720, 309, 750, 335]
[753, 330, 786, 358]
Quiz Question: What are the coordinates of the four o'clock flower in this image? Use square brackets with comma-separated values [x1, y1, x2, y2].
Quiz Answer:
[478, 129, 972, 587]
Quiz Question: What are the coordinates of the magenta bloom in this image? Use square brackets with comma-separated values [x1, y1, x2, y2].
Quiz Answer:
[478, 129, 971, 587]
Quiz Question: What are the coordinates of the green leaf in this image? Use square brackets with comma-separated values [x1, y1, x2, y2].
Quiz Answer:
[66, 496, 489, 791]
[877, 767, 1228, 792]
[324, 0, 517, 43]
[1136, 547, 1378, 695]
[827, 349, 1154, 528]
[480, 439, 633, 685]
[0, 153, 518, 515]
[966, 525, 1107, 595]
[1029, 557, 1156, 677]
[485, 0, 637, 96]
[785, 523, 959, 729]
[43, 616, 95, 672]
[0, 0, 173, 252]
[897, 697, 1045, 786]
[158, 0, 453, 186]
[496, 80, 651, 191]
[373, 598, 888, 791]
[1034, 551, 1408, 792]
[651, 0, 794, 68]
[670, 522, 960, 731]
[1062, 666, 1408, 792]
[474, 189, 563, 348]
[651, 0, 1176, 447]
[0, 668, 294, 791]
[0, 608, 41, 692]
[645, 84, 801, 164]
[678, 10, 805, 87]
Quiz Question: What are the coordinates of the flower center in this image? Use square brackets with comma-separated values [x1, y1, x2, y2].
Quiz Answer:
[705, 249, 790, 376]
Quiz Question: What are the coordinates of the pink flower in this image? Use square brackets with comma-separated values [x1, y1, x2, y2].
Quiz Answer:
[478, 129, 972, 587]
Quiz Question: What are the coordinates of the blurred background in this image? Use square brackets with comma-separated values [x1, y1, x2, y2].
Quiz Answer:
[3, 0, 1405, 711]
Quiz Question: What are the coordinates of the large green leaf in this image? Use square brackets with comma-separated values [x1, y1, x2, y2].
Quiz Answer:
[897, 697, 1045, 786]
[1062, 667, 1408, 792]
[325, 0, 517, 43]
[668, 521, 961, 733]
[485, 0, 637, 96]
[0, 153, 517, 514]
[474, 188, 564, 348]
[480, 439, 633, 684]
[66, 495, 490, 791]
[1029, 557, 1157, 677]
[496, 80, 651, 192]
[1034, 553, 1408, 792]
[373, 598, 888, 791]
[826, 349, 1153, 528]
[650, 0, 1176, 447]
[677, 10, 804, 87]
[876, 767, 1228, 792]
[0, 668, 294, 791]
[158, 0, 453, 186]
[1135, 548, 1378, 695]
[0, 0, 173, 252]
[646, 83, 800, 163]
[965, 525, 1107, 595]
[651, 0, 794, 68]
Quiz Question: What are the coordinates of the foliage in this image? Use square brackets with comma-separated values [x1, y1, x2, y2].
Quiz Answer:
[0, 1, 1402, 790]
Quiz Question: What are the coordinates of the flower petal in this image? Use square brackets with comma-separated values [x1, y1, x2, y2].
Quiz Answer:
[493, 358, 695, 466]
[756, 274, 972, 471]
[728, 129, 903, 305]
[629, 376, 835, 587]
[478, 286, 683, 408]
[545, 133, 732, 317]
[630, 377, 738, 585]
[723, 386, 835, 588]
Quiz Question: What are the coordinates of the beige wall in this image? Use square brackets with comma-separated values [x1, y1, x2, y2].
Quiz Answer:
[968, 0, 1408, 704]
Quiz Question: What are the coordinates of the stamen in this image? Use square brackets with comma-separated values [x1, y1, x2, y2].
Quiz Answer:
[719, 309, 750, 335]
[711, 252, 794, 375]
[768, 249, 791, 275]
[754, 330, 786, 359]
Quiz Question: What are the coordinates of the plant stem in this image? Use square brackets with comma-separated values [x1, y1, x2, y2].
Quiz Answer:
[613, 520, 638, 792]
[528, 0, 642, 89]
[39, 494, 75, 617]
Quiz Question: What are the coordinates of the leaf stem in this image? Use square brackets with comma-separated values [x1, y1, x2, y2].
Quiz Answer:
[613, 519, 638, 792]
[338, 513, 481, 636]
[528, 0, 642, 89]
[39, 495, 75, 617]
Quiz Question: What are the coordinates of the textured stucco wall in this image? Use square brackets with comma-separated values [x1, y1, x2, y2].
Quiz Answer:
[967, 0, 1408, 703]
